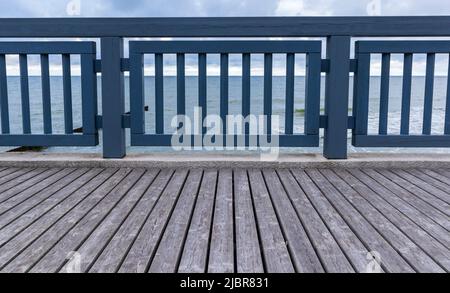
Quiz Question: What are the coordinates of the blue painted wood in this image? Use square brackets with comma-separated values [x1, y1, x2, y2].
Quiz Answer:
[198, 53, 207, 134]
[305, 52, 321, 136]
[40, 54, 52, 134]
[423, 53, 435, 135]
[129, 41, 321, 54]
[264, 53, 272, 135]
[285, 53, 295, 135]
[0, 134, 98, 146]
[62, 54, 73, 134]
[220, 53, 229, 135]
[101, 37, 126, 158]
[155, 53, 164, 134]
[446, 55, 450, 135]
[401, 53, 413, 135]
[242, 53, 251, 139]
[357, 41, 450, 53]
[0, 42, 96, 54]
[177, 53, 185, 116]
[19, 54, 31, 134]
[353, 135, 450, 147]
[379, 53, 390, 135]
[80, 53, 98, 136]
[132, 134, 319, 147]
[0, 54, 9, 134]
[324, 36, 351, 159]
[129, 53, 145, 135]
[352, 51, 370, 146]
[2, 17, 450, 38]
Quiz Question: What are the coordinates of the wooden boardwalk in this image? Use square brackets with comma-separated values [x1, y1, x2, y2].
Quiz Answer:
[0, 166, 448, 273]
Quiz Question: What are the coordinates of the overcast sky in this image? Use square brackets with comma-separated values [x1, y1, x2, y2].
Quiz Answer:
[1, 0, 450, 76]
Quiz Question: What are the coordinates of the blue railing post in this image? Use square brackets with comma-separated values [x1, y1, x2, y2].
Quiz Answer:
[101, 37, 126, 158]
[323, 36, 351, 159]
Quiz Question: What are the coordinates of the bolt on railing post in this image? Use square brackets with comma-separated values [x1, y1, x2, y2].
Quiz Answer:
[100, 37, 126, 158]
[323, 36, 351, 159]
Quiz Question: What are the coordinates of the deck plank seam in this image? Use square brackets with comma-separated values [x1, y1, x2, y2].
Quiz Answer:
[420, 169, 450, 191]
[203, 169, 220, 274]
[263, 169, 326, 273]
[0, 168, 50, 204]
[245, 169, 267, 274]
[143, 169, 190, 273]
[327, 169, 448, 273]
[298, 169, 402, 273]
[0, 168, 92, 227]
[174, 170, 205, 273]
[84, 169, 162, 273]
[259, 169, 299, 273]
[55, 169, 149, 273]
[274, 169, 357, 273]
[22, 168, 133, 273]
[399, 169, 450, 204]
[344, 168, 450, 250]
[360, 168, 450, 232]
[116, 169, 176, 273]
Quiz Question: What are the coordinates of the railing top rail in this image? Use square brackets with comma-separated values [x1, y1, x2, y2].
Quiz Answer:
[1, 16, 450, 38]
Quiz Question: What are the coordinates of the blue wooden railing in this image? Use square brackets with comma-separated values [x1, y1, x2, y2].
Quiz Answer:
[0, 17, 449, 159]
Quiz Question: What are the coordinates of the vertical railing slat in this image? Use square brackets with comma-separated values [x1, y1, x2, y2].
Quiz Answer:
[130, 53, 145, 135]
[305, 52, 321, 135]
[19, 54, 31, 134]
[0, 54, 9, 134]
[242, 53, 251, 137]
[379, 53, 390, 135]
[353, 52, 371, 137]
[445, 54, 450, 135]
[400, 53, 413, 135]
[220, 53, 229, 135]
[264, 53, 273, 135]
[155, 53, 164, 134]
[62, 54, 73, 134]
[198, 53, 207, 134]
[285, 53, 295, 135]
[81, 53, 97, 136]
[177, 53, 185, 116]
[40, 54, 52, 134]
[423, 53, 435, 135]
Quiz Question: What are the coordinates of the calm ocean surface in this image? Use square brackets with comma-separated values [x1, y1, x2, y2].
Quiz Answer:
[1, 76, 450, 153]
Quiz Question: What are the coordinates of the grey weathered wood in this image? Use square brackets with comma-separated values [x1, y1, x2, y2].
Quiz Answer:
[149, 170, 203, 273]
[0, 168, 67, 211]
[248, 169, 295, 273]
[233, 169, 264, 273]
[394, 169, 450, 204]
[301, 169, 415, 273]
[32, 169, 144, 272]
[361, 169, 450, 231]
[58, 169, 156, 273]
[347, 169, 450, 249]
[119, 169, 188, 273]
[376, 169, 450, 216]
[0, 168, 109, 247]
[0, 168, 43, 196]
[178, 170, 218, 273]
[3, 169, 142, 273]
[208, 169, 234, 273]
[0, 168, 129, 272]
[0, 168, 34, 189]
[276, 169, 358, 273]
[262, 169, 324, 273]
[322, 169, 446, 272]
[421, 169, 450, 191]
[0, 168, 92, 230]
[89, 169, 173, 273]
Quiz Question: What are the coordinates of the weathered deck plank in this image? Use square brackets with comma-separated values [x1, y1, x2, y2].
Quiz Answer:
[178, 170, 217, 273]
[0, 166, 448, 273]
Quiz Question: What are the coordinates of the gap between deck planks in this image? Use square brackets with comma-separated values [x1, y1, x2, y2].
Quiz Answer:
[0, 167, 448, 273]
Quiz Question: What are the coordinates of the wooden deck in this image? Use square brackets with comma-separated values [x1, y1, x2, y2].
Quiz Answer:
[0, 166, 448, 273]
